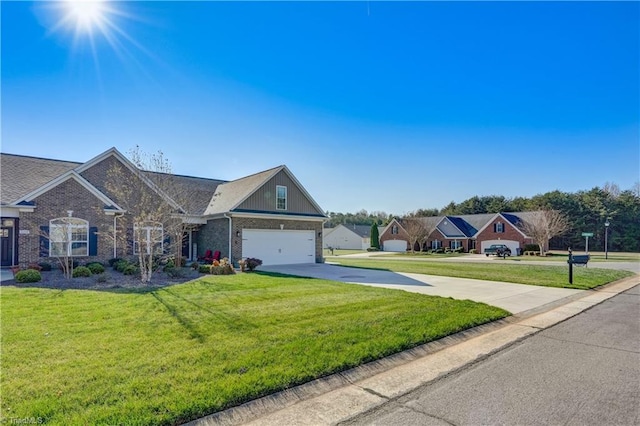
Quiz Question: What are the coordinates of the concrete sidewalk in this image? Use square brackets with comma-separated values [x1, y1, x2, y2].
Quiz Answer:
[259, 263, 583, 315]
[190, 275, 639, 426]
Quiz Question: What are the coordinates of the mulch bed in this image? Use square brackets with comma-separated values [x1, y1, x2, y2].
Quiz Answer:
[2, 267, 202, 291]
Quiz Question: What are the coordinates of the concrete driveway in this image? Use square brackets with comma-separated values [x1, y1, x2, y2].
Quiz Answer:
[259, 263, 584, 315]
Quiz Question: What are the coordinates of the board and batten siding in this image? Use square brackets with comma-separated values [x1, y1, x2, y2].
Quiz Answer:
[236, 170, 322, 215]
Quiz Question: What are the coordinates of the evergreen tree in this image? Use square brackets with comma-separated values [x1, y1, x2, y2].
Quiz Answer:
[370, 222, 380, 249]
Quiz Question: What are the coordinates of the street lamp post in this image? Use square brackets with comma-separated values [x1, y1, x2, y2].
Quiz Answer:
[604, 220, 610, 260]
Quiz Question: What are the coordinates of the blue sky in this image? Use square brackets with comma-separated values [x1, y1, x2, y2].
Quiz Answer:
[2, 1, 639, 215]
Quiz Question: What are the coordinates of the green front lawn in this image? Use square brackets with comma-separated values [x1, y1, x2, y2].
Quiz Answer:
[1, 273, 508, 425]
[334, 259, 633, 290]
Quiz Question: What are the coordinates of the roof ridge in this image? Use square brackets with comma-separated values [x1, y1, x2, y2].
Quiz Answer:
[0, 152, 82, 165]
[226, 165, 283, 183]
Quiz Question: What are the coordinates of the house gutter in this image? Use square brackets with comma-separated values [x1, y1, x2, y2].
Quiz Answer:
[224, 213, 233, 264]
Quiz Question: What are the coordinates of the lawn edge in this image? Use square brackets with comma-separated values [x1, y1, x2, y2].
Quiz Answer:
[189, 274, 639, 426]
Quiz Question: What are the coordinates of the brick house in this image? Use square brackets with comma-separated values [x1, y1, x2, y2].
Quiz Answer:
[379, 213, 538, 255]
[0, 148, 326, 268]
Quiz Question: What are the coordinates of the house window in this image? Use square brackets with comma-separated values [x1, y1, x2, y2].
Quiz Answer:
[451, 240, 461, 249]
[494, 222, 505, 233]
[392, 225, 398, 235]
[276, 185, 287, 210]
[431, 240, 441, 249]
[49, 217, 89, 257]
[134, 223, 164, 255]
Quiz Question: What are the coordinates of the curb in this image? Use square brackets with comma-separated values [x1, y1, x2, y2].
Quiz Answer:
[188, 274, 639, 426]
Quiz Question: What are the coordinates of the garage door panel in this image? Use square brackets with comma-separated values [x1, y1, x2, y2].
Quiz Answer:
[242, 229, 315, 265]
[384, 240, 407, 252]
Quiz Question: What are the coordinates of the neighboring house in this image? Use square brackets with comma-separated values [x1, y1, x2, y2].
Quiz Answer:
[323, 224, 385, 250]
[0, 148, 326, 268]
[379, 213, 538, 254]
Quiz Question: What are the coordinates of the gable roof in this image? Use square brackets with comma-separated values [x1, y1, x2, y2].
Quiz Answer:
[79, 148, 186, 213]
[1, 150, 325, 220]
[204, 165, 326, 217]
[204, 166, 281, 216]
[0, 154, 80, 205]
[10, 169, 123, 212]
[145, 171, 226, 216]
[341, 224, 375, 238]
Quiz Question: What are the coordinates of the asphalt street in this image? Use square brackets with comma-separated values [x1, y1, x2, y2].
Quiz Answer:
[344, 284, 640, 426]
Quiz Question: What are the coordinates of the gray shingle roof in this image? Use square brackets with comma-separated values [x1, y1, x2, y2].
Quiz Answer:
[144, 171, 226, 216]
[203, 166, 282, 216]
[0, 154, 80, 204]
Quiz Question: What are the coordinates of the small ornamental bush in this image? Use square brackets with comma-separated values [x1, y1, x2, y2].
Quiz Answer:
[469, 249, 477, 254]
[27, 263, 43, 272]
[87, 263, 105, 274]
[524, 244, 541, 252]
[199, 258, 235, 275]
[366, 247, 380, 252]
[244, 258, 263, 272]
[190, 261, 199, 270]
[15, 269, 42, 283]
[123, 265, 139, 276]
[72, 266, 92, 278]
[108, 258, 123, 268]
[165, 267, 188, 278]
[115, 260, 131, 273]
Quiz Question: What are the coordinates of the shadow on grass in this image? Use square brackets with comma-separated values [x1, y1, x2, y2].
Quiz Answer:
[151, 291, 206, 343]
[158, 287, 257, 332]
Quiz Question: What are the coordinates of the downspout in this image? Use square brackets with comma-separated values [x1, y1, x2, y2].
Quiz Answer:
[224, 213, 233, 264]
[113, 212, 124, 259]
[321, 219, 328, 263]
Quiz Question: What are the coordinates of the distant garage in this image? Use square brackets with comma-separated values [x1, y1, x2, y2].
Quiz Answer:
[241, 229, 315, 265]
[383, 239, 408, 252]
[481, 239, 520, 256]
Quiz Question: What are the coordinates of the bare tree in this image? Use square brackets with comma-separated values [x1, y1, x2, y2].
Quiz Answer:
[402, 218, 428, 253]
[105, 147, 184, 283]
[419, 218, 439, 251]
[518, 210, 570, 256]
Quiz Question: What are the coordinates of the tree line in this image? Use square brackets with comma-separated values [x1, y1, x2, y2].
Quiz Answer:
[325, 182, 640, 252]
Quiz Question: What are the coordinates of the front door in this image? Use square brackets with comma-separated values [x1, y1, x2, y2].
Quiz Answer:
[1, 219, 16, 267]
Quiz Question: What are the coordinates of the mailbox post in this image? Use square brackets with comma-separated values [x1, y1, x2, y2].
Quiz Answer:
[568, 247, 573, 285]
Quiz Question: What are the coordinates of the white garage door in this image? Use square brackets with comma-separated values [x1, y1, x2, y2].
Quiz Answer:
[383, 239, 407, 252]
[481, 240, 520, 256]
[242, 229, 315, 265]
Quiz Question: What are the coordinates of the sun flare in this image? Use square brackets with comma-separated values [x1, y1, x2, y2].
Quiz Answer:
[66, 0, 106, 31]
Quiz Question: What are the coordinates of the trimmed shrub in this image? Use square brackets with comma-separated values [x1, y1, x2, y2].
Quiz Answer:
[199, 258, 235, 275]
[38, 262, 53, 271]
[469, 249, 477, 254]
[108, 258, 122, 268]
[72, 266, 92, 278]
[115, 260, 130, 273]
[87, 262, 105, 274]
[15, 269, 42, 283]
[366, 247, 380, 252]
[190, 261, 199, 270]
[123, 265, 139, 276]
[523, 244, 541, 252]
[165, 267, 188, 278]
